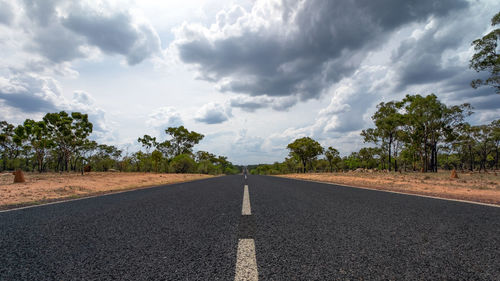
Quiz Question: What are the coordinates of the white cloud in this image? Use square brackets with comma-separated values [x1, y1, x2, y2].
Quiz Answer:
[194, 102, 232, 124]
[147, 106, 183, 130]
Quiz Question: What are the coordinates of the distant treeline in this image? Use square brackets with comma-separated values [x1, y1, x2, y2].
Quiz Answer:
[250, 94, 499, 175]
[0, 112, 240, 175]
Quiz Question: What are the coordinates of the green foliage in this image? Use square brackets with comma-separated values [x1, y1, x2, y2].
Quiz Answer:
[170, 154, 196, 173]
[251, 95, 495, 175]
[324, 146, 340, 172]
[1, 116, 235, 175]
[470, 11, 500, 94]
[287, 137, 324, 172]
[161, 126, 204, 157]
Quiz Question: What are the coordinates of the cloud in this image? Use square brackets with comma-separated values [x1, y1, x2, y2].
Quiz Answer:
[176, 0, 468, 107]
[0, 73, 63, 113]
[22, 0, 60, 26]
[147, 106, 183, 130]
[0, 0, 15, 25]
[16, 0, 162, 65]
[62, 5, 162, 65]
[0, 72, 112, 141]
[194, 102, 232, 124]
[69, 91, 110, 138]
[229, 95, 297, 112]
[28, 24, 87, 63]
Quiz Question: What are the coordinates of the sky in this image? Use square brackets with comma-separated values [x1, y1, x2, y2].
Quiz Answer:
[0, 0, 499, 165]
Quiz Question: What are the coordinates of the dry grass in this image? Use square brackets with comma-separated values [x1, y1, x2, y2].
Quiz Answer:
[277, 170, 500, 206]
[0, 172, 214, 209]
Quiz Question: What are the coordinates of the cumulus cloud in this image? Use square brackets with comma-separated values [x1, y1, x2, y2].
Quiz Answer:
[0, 72, 112, 140]
[176, 0, 468, 109]
[61, 4, 161, 65]
[146, 106, 183, 130]
[16, 0, 162, 65]
[0, 73, 63, 112]
[69, 91, 110, 137]
[194, 102, 232, 124]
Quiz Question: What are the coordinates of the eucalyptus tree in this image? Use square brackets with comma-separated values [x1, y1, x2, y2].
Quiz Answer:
[471, 125, 494, 172]
[470, 11, 500, 94]
[287, 137, 324, 173]
[398, 94, 471, 172]
[324, 146, 340, 172]
[0, 121, 19, 171]
[14, 119, 53, 172]
[137, 134, 158, 153]
[163, 126, 204, 157]
[43, 111, 93, 172]
[362, 101, 403, 171]
[491, 119, 500, 169]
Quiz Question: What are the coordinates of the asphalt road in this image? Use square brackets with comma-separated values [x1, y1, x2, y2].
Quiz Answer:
[1, 175, 499, 280]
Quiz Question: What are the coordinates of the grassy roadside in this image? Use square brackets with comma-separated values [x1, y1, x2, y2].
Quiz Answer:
[0, 172, 215, 211]
[276, 171, 500, 206]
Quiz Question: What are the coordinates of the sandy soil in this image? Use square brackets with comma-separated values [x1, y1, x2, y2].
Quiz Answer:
[0, 172, 213, 209]
[278, 170, 500, 206]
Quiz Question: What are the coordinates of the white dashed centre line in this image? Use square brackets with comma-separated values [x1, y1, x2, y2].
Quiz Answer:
[242, 185, 251, 215]
[235, 184, 258, 281]
[235, 239, 258, 281]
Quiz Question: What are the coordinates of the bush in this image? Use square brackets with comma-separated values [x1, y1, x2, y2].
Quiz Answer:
[170, 154, 196, 173]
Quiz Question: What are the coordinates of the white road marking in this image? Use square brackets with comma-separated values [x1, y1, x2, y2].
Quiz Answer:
[235, 238, 258, 281]
[242, 185, 251, 215]
[235, 184, 258, 281]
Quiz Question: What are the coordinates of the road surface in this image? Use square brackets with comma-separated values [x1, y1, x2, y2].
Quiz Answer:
[1, 175, 499, 280]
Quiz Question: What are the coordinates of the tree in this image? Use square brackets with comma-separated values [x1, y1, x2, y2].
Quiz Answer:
[491, 119, 500, 169]
[472, 125, 493, 172]
[43, 111, 93, 172]
[137, 135, 158, 153]
[170, 154, 196, 173]
[362, 101, 403, 172]
[14, 119, 53, 172]
[151, 150, 163, 172]
[470, 11, 500, 94]
[324, 146, 340, 172]
[160, 126, 204, 158]
[398, 94, 471, 172]
[287, 137, 324, 173]
[0, 121, 19, 171]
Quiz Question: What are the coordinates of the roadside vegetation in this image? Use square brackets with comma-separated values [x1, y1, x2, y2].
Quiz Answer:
[0, 112, 240, 175]
[249, 94, 499, 175]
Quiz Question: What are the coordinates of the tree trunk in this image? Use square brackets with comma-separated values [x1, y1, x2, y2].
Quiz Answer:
[468, 144, 473, 171]
[388, 138, 392, 172]
[2, 153, 7, 171]
[434, 144, 439, 172]
[496, 143, 499, 170]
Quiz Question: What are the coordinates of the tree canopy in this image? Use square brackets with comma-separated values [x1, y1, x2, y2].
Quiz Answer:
[470, 11, 500, 94]
[287, 137, 324, 173]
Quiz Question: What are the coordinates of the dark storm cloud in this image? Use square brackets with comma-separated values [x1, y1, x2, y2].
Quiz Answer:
[20, 1, 161, 65]
[389, 8, 499, 114]
[0, 74, 61, 113]
[177, 0, 468, 106]
[30, 24, 86, 63]
[0, 91, 58, 112]
[391, 14, 469, 90]
[62, 6, 161, 65]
